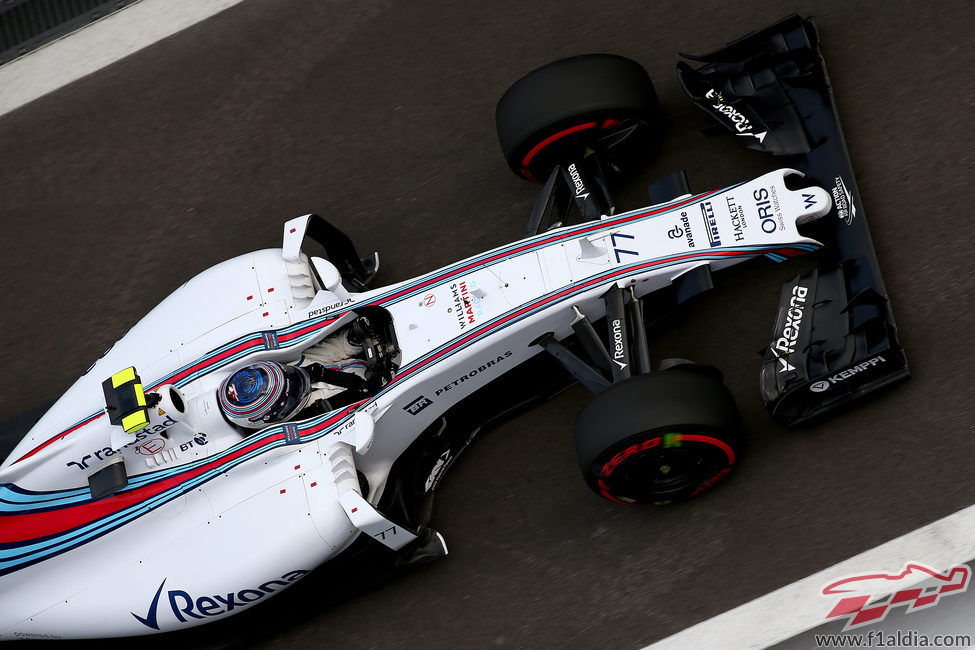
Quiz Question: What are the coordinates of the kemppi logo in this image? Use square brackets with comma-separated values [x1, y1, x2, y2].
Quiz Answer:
[808, 356, 887, 392]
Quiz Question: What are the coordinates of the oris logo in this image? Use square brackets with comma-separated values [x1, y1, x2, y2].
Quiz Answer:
[754, 187, 778, 233]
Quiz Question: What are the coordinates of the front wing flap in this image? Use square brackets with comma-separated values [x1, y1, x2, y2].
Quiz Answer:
[678, 14, 909, 426]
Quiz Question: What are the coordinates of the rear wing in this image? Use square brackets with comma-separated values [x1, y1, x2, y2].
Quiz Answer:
[677, 14, 909, 426]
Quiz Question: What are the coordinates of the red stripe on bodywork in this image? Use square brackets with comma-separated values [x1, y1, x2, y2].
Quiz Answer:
[13, 188, 728, 466]
[0, 434, 282, 543]
[12, 413, 105, 465]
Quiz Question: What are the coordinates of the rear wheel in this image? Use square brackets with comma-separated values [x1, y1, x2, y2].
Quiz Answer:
[574, 365, 741, 505]
[496, 54, 660, 183]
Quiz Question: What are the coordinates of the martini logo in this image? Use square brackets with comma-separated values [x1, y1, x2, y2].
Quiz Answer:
[821, 562, 970, 630]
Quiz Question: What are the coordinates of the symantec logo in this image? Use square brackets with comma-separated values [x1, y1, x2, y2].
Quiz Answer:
[821, 561, 971, 630]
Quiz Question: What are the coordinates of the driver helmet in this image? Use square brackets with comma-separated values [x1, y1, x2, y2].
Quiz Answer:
[218, 361, 311, 429]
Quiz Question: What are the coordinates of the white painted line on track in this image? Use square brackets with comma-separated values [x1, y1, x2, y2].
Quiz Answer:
[645, 504, 975, 649]
[0, 0, 247, 118]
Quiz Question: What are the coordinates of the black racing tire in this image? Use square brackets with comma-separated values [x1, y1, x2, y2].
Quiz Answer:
[496, 54, 660, 182]
[574, 365, 741, 505]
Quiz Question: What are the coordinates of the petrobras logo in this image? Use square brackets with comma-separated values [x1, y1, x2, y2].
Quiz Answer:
[404, 395, 433, 416]
[132, 570, 309, 630]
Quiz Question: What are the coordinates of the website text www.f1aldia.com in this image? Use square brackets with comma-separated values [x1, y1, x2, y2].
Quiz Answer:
[815, 629, 972, 648]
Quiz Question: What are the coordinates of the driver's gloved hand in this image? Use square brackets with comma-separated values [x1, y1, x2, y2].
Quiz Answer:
[304, 363, 367, 391]
[346, 317, 373, 348]
[294, 397, 334, 421]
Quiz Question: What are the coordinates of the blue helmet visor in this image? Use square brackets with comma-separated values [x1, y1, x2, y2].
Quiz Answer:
[220, 362, 311, 427]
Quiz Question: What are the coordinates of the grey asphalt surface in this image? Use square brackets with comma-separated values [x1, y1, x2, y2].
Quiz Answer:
[1, 0, 974, 648]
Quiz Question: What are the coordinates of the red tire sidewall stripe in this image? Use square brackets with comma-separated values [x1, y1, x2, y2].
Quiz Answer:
[596, 433, 736, 503]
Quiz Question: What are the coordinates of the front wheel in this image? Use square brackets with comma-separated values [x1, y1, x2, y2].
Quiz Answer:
[496, 54, 660, 183]
[574, 365, 741, 505]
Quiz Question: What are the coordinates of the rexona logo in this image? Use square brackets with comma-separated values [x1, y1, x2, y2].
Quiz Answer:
[566, 163, 590, 200]
[704, 89, 767, 143]
[809, 355, 887, 392]
[424, 449, 452, 491]
[132, 570, 308, 630]
[610, 319, 627, 370]
[769, 284, 809, 373]
[821, 562, 970, 630]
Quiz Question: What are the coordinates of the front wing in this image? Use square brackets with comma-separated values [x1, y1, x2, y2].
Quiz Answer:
[677, 14, 909, 426]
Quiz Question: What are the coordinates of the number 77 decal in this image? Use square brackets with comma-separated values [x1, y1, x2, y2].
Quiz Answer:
[611, 232, 639, 263]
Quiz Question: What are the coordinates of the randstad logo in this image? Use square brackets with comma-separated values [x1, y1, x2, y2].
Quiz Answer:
[821, 562, 971, 630]
[132, 570, 308, 630]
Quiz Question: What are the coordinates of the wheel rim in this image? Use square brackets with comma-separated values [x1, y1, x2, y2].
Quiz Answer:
[594, 433, 734, 505]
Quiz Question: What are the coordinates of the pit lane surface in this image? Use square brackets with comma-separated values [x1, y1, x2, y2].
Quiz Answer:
[1, 0, 973, 647]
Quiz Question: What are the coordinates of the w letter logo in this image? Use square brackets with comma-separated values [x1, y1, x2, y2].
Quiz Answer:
[821, 562, 971, 630]
[801, 193, 817, 209]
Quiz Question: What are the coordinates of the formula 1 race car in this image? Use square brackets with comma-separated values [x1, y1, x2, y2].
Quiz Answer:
[0, 15, 907, 640]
